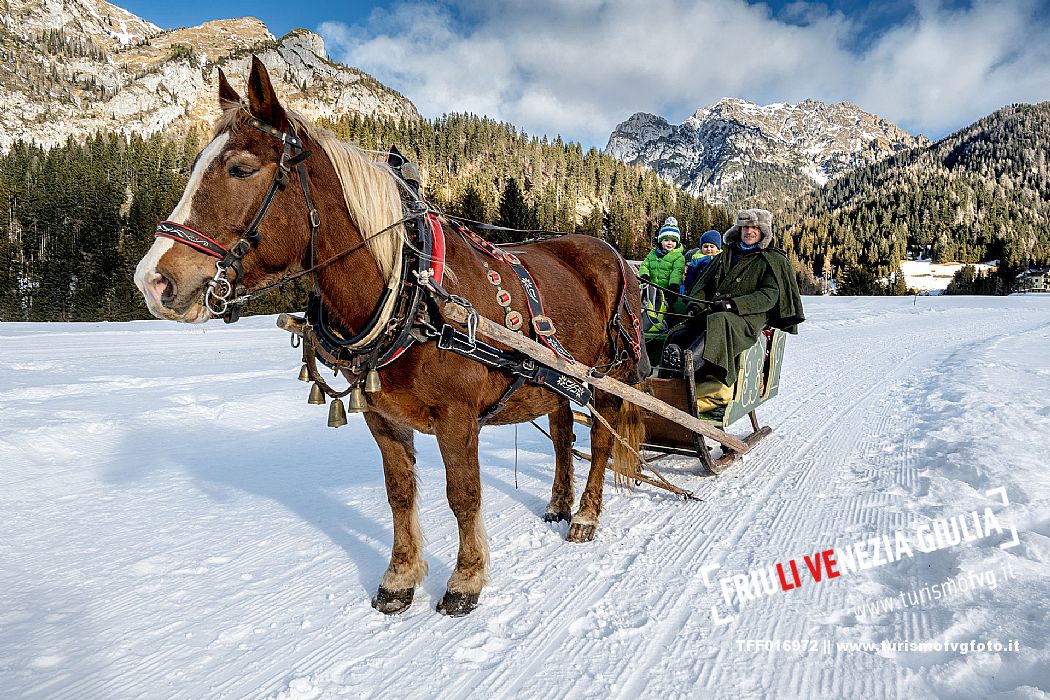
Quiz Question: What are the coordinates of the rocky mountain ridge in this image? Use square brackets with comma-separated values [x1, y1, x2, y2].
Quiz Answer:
[0, 0, 419, 151]
[605, 97, 929, 206]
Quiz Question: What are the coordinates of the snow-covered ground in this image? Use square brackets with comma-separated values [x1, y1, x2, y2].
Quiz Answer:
[2, 296, 1048, 699]
[901, 260, 997, 293]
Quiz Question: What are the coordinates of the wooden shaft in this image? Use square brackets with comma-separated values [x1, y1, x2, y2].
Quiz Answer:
[443, 303, 750, 453]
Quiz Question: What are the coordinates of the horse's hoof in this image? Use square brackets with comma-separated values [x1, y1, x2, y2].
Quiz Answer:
[566, 522, 596, 542]
[544, 509, 572, 523]
[436, 590, 479, 617]
[372, 587, 414, 615]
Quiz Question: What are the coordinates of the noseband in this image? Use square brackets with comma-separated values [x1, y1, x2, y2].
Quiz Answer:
[154, 116, 319, 323]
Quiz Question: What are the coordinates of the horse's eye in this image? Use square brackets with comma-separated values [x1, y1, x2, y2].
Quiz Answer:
[229, 164, 258, 179]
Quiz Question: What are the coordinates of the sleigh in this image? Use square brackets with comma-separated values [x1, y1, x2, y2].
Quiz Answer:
[640, 328, 786, 474]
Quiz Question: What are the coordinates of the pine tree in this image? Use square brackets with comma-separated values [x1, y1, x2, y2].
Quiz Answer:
[836, 266, 878, 296]
[456, 183, 488, 223]
[496, 177, 535, 239]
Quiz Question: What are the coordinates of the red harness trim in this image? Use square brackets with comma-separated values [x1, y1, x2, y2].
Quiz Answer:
[448, 220, 576, 362]
[154, 221, 229, 259]
[428, 213, 445, 284]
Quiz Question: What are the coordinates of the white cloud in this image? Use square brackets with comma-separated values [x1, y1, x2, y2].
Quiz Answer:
[318, 0, 1050, 147]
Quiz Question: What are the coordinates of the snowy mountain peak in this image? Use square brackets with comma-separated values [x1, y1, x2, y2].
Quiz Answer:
[0, 1, 419, 151]
[5, 0, 162, 48]
[607, 97, 928, 206]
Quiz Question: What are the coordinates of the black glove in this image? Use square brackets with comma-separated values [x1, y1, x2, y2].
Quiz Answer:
[710, 299, 736, 314]
[686, 302, 704, 317]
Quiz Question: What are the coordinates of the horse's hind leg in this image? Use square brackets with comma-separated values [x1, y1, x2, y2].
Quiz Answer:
[434, 412, 489, 616]
[567, 390, 631, 543]
[365, 411, 427, 615]
[544, 401, 575, 523]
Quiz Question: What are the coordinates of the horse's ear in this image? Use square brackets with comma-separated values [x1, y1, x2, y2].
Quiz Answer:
[247, 55, 287, 127]
[217, 68, 242, 108]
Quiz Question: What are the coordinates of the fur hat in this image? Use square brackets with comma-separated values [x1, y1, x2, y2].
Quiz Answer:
[724, 208, 773, 249]
[699, 229, 722, 249]
[657, 222, 681, 242]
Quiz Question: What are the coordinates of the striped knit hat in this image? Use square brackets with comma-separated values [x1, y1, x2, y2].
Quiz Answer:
[657, 217, 681, 242]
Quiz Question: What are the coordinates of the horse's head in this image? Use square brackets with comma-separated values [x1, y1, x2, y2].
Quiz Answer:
[134, 57, 315, 323]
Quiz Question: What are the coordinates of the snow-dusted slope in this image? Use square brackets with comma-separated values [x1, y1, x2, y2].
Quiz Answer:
[0, 0, 419, 151]
[606, 98, 926, 205]
[1, 297, 1048, 698]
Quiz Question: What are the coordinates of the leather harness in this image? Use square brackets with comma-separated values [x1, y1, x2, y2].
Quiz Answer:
[152, 114, 642, 422]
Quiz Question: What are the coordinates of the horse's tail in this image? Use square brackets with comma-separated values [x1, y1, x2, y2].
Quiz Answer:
[611, 393, 645, 488]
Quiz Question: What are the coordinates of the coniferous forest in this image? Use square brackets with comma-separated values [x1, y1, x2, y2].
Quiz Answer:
[0, 114, 731, 321]
[780, 102, 1050, 294]
[1, 103, 1049, 321]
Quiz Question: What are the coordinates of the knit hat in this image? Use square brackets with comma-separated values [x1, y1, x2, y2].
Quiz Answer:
[663, 216, 678, 228]
[724, 208, 773, 249]
[699, 229, 722, 249]
[657, 221, 681, 242]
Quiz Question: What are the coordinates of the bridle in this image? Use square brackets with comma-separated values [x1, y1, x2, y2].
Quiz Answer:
[154, 115, 318, 323]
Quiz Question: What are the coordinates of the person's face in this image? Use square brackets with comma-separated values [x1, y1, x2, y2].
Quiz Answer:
[661, 238, 677, 251]
[701, 242, 719, 256]
[740, 225, 761, 245]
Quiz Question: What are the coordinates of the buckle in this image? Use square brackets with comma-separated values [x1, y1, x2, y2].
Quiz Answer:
[532, 315, 556, 337]
[231, 239, 251, 258]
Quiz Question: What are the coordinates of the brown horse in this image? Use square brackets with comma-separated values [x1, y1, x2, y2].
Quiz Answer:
[134, 57, 646, 616]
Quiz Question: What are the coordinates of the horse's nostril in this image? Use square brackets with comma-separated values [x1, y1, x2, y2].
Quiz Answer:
[160, 278, 176, 306]
[148, 272, 176, 306]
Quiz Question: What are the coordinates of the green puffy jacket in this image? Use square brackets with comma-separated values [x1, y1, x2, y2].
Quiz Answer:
[639, 246, 685, 289]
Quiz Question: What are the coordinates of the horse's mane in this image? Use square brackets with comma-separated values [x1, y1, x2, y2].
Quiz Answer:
[215, 104, 405, 282]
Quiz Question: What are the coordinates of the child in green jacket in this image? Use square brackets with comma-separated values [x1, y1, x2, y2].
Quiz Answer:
[639, 217, 685, 292]
[639, 218, 686, 360]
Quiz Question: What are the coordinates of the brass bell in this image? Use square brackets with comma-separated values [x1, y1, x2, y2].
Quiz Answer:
[298, 364, 311, 382]
[347, 385, 368, 413]
[327, 398, 348, 428]
[364, 369, 382, 393]
[307, 383, 326, 405]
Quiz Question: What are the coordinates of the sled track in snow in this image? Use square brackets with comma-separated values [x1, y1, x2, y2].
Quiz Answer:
[5, 301, 1050, 699]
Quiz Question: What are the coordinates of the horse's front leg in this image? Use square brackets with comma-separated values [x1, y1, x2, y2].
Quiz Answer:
[544, 400, 575, 523]
[433, 410, 489, 616]
[365, 411, 427, 615]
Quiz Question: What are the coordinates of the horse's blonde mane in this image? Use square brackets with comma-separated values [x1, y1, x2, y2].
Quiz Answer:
[215, 104, 405, 281]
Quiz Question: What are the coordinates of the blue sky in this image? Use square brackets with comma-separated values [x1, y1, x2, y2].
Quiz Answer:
[119, 0, 1050, 148]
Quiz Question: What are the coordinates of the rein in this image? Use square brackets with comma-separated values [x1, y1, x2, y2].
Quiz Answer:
[226, 208, 426, 307]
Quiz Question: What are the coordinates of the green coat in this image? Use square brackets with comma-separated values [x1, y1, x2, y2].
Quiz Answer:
[639, 246, 685, 289]
[683, 245, 805, 386]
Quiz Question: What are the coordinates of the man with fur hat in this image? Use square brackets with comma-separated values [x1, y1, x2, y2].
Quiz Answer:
[661, 208, 805, 389]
